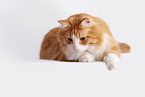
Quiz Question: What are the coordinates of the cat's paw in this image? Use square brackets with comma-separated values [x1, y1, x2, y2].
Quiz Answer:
[103, 53, 120, 70]
[79, 54, 95, 62]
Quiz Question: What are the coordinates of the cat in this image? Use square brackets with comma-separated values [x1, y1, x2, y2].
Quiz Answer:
[40, 13, 130, 70]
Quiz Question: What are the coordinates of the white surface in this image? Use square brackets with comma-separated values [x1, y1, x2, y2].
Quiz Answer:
[0, 0, 145, 97]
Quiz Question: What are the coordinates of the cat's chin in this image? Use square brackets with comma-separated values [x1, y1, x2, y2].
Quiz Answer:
[69, 48, 85, 54]
[75, 50, 85, 54]
[64, 49, 86, 61]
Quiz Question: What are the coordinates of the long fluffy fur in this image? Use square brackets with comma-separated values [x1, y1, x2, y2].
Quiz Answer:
[40, 13, 130, 62]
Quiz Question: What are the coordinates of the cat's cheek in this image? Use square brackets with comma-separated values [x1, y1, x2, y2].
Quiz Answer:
[63, 41, 71, 46]
[80, 40, 88, 46]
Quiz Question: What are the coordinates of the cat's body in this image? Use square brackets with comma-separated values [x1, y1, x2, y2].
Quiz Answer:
[40, 13, 130, 70]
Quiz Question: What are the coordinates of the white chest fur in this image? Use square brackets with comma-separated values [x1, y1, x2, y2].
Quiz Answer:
[65, 45, 105, 61]
[85, 33, 111, 61]
[64, 33, 110, 61]
[87, 46, 105, 61]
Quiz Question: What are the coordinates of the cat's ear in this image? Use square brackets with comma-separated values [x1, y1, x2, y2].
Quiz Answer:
[81, 19, 92, 28]
[58, 20, 69, 28]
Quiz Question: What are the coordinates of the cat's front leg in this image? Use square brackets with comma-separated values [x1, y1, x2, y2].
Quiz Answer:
[103, 53, 120, 70]
[79, 52, 95, 62]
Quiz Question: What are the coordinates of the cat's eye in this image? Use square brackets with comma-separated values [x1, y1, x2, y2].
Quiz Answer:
[80, 37, 85, 41]
[68, 38, 73, 41]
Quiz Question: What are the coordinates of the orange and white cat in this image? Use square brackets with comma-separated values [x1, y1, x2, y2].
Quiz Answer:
[40, 13, 130, 70]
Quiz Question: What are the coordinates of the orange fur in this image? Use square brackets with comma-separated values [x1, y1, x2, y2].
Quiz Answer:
[40, 27, 65, 61]
[40, 13, 130, 61]
[118, 42, 130, 53]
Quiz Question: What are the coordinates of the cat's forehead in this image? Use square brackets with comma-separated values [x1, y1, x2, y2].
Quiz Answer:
[58, 13, 96, 36]
[68, 15, 83, 27]
[68, 14, 91, 28]
[58, 13, 92, 29]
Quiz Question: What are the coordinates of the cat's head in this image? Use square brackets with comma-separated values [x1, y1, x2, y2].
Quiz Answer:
[57, 13, 105, 53]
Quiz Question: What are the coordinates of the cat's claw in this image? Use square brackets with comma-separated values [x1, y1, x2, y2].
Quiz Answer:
[103, 53, 120, 70]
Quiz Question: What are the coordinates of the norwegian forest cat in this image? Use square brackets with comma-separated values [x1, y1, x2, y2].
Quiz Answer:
[40, 13, 130, 70]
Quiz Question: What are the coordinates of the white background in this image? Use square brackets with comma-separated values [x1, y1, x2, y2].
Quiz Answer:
[0, 0, 145, 97]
